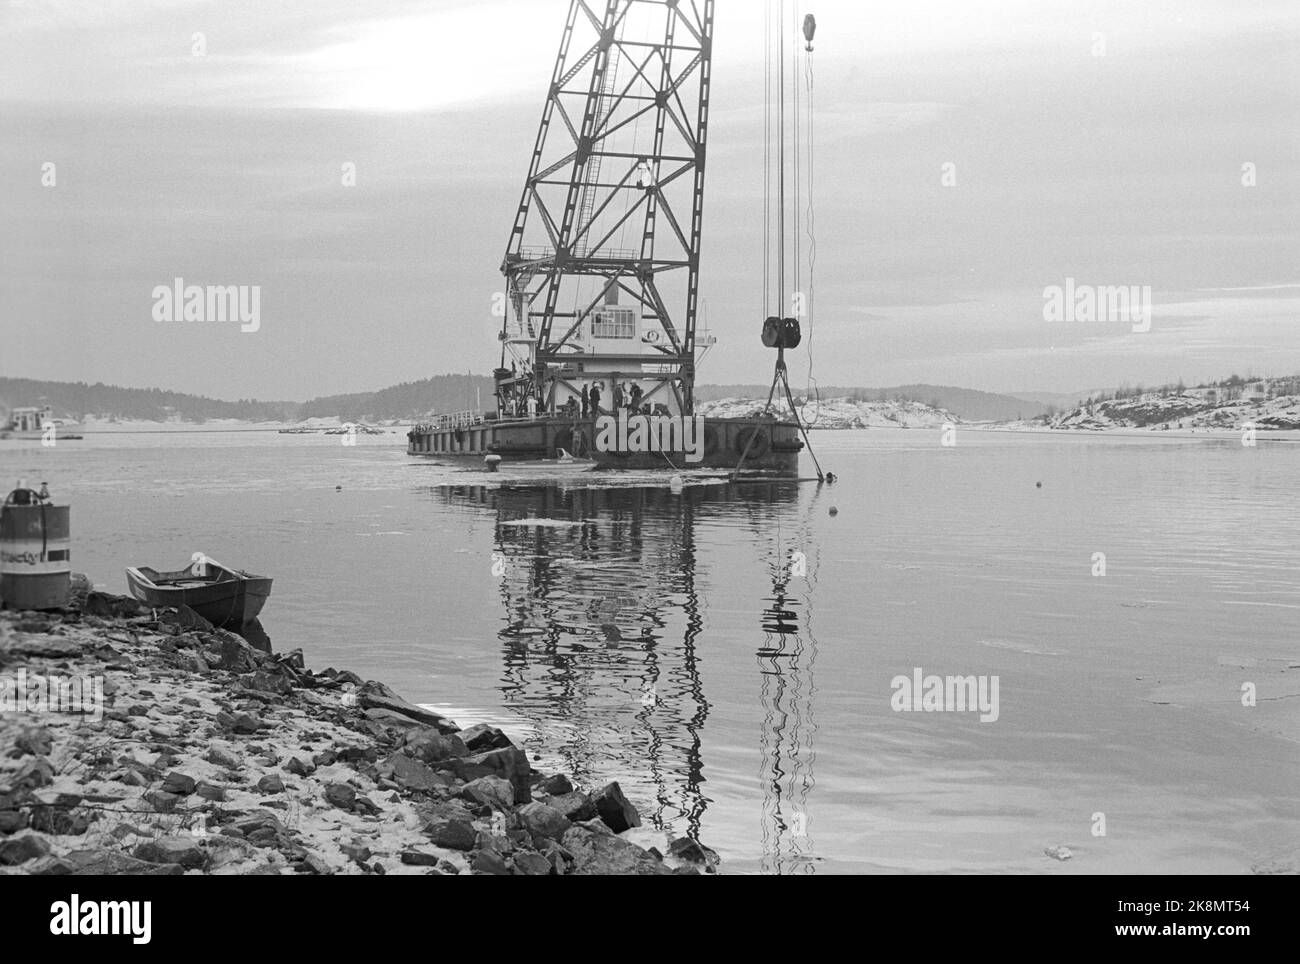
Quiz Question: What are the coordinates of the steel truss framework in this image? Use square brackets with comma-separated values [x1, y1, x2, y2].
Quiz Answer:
[501, 0, 715, 414]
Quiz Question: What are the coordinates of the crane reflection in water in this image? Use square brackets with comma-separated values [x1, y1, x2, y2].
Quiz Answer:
[428, 480, 824, 873]
[754, 486, 822, 875]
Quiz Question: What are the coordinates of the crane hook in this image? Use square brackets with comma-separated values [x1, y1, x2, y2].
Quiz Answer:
[802, 13, 816, 52]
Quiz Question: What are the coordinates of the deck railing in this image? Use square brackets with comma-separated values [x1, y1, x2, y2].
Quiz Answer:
[410, 410, 484, 434]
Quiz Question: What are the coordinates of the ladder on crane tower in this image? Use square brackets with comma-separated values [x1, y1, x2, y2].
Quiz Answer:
[508, 268, 538, 338]
[574, 47, 622, 252]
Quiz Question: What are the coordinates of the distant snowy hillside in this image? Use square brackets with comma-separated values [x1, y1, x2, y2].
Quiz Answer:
[1044, 379, 1300, 431]
[695, 396, 959, 429]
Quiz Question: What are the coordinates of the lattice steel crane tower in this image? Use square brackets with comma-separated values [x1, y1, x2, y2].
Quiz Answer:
[498, 0, 715, 418]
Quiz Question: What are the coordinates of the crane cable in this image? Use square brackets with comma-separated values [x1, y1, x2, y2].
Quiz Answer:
[777, 0, 785, 330]
[792, 0, 800, 311]
[803, 21, 821, 426]
[763, 0, 771, 320]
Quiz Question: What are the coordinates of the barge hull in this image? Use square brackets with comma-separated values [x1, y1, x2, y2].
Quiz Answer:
[407, 416, 802, 474]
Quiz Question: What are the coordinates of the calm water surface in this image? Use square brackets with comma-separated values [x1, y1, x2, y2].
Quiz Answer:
[3, 428, 1297, 873]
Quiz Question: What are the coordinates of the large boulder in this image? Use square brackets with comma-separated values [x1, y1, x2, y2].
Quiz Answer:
[430, 819, 477, 851]
[323, 783, 357, 811]
[399, 849, 441, 867]
[545, 791, 597, 823]
[237, 618, 273, 654]
[282, 756, 314, 778]
[536, 773, 573, 796]
[512, 851, 554, 876]
[560, 823, 670, 876]
[591, 781, 641, 833]
[668, 836, 717, 865]
[0, 810, 28, 834]
[0, 833, 50, 866]
[416, 800, 478, 852]
[242, 669, 292, 695]
[161, 772, 197, 796]
[515, 802, 571, 842]
[355, 681, 458, 732]
[201, 631, 261, 674]
[471, 850, 511, 875]
[456, 776, 515, 812]
[457, 724, 513, 752]
[403, 728, 469, 764]
[453, 747, 531, 804]
[133, 836, 207, 870]
[204, 746, 242, 769]
[376, 752, 449, 794]
[361, 708, 426, 734]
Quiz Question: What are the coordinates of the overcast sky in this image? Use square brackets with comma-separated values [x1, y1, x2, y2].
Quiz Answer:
[2, 0, 1297, 400]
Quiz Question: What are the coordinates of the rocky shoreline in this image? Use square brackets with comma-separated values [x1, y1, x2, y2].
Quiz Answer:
[0, 587, 714, 875]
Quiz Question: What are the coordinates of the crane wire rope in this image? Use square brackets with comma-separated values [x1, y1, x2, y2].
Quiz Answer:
[763, 0, 772, 320]
[802, 15, 820, 426]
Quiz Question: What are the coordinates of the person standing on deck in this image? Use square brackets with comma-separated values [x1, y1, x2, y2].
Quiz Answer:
[629, 382, 643, 412]
[589, 384, 602, 416]
[613, 381, 625, 413]
[581, 384, 590, 417]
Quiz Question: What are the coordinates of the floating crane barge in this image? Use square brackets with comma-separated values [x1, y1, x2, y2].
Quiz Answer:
[408, 0, 809, 475]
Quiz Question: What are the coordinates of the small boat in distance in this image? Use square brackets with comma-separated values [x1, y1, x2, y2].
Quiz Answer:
[487, 449, 596, 475]
[125, 557, 272, 630]
[1, 406, 83, 440]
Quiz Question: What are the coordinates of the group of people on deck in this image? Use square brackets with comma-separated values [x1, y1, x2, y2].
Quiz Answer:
[567, 378, 647, 418]
[556, 381, 660, 418]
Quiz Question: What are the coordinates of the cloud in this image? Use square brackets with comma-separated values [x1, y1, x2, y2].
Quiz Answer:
[1, 0, 1297, 397]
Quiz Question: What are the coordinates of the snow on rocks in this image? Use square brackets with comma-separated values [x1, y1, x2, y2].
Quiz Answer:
[0, 592, 715, 875]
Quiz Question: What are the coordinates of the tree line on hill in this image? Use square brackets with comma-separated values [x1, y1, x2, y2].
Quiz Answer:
[0, 375, 493, 424]
[0, 377, 298, 422]
[17, 372, 1286, 425]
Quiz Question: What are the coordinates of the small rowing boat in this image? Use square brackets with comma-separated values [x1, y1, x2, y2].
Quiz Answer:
[488, 449, 596, 474]
[124, 557, 272, 629]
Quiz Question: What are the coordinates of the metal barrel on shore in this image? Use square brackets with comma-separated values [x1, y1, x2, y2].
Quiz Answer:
[0, 483, 71, 610]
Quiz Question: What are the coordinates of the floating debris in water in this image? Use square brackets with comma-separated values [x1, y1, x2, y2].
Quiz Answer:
[980, 638, 1061, 657]
[1044, 845, 1073, 861]
[828, 506, 838, 516]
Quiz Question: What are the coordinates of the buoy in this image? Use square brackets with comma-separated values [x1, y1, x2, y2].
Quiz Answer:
[825, 472, 836, 484]
[335, 485, 342, 491]
[829, 506, 838, 516]
[669, 474, 683, 490]
[485, 455, 502, 473]
[1036, 481, 1042, 488]
[2, 482, 71, 611]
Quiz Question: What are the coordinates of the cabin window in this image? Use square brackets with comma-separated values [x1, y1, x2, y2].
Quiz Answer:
[591, 311, 636, 340]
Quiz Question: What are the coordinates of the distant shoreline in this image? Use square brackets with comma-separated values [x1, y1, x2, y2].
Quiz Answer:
[5, 419, 1297, 443]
